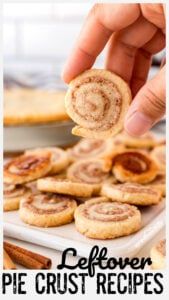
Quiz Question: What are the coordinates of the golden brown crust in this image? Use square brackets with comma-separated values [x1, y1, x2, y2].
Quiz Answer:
[74, 198, 141, 239]
[4, 88, 69, 126]
[101, 182, 162, 206]
[67, 158, 112, 194]
[25, 147, 69, 174]
[150, 239, 166, 270]
[3, 183, 31, 211]
[4, 153, 52, 184]
[67, 138, 115, 162]
[65, 69, 132, 138]
[112, 149, 159, 183]
[113, 131, 158, 149]
[19, 193, 77, 227]
[37, 177, 94, 197]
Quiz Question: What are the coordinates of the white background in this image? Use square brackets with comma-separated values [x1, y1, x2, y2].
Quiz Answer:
[3, 3, 97, 74]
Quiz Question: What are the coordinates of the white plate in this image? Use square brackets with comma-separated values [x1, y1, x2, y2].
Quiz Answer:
[3, 199, 165, 258]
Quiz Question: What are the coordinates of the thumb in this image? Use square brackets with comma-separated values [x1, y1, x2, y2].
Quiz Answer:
[124, 66, 166, 136]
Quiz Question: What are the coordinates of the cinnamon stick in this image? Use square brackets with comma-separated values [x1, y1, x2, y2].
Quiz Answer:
[4, 241, 51, 269]
[3, 249, 17, 270]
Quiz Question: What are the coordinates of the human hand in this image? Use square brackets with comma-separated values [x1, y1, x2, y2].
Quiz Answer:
[62, 4, 166, 136]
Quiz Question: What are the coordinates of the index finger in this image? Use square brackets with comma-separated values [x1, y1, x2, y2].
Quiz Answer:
[62, 3, 140, 83]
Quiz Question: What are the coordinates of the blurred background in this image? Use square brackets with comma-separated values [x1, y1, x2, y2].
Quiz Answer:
[3, 2, 164, 82]
[3, 2, 165, 152]
[3, 2, 95, 85]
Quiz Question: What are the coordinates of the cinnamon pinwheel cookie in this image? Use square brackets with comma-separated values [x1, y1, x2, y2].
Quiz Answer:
[101, 182, 162, 206]
[151, 145, 166, 174]
[4, 153, 52, 184]
[65, 69, 132, 139]
[148, 174, 166, 196]
[112, 149, 158, 184]
[114, 131, 158, 149]
[37, 177, 94, 197]
[26, 147, 69, 174]
[150, 239, 166, 270]
[67, 138, 116, 161]
[74, 198, 141, 239]
[67, 158, 112, 194]
[3, 183, 31, 211]
[19, 193, 77, 227]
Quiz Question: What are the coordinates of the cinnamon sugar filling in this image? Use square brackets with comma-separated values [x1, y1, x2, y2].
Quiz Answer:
[82, 202, 135, 222]
[71, 76, 122, 131]
[4, 185, 27, 198]
[72, 162, 109, 184]
[114, 153, 150, 174]
[6, 155, 49, 176]
[72, 140, 105, 158]
[113, 183, 158, 195]
[22, 194, 74, 215]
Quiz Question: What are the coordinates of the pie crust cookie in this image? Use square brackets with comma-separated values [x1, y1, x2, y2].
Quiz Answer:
[101, 182, 162, 206]
[147, 174, 166, 196]
[65, 69, 132, 139]
[3, 183, 31, 211]
[114, 131, 158, 149]
[4, 153, 52, 184]
[26, 147, 69, 174]
[19, 193, 77, 227]
[150, 239, 166, 270]
[37, 177, 94, 198]
[4, 88, 69, 125]
[67, 158, 112, 194]
[112, 149, 159, 184]
[74, 197, 141, 239]
[67, 138, 115, 162]
[151, 145, 166, 174]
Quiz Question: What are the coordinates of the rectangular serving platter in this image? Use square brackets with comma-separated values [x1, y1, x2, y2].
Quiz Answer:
[3, 199, 165, 258]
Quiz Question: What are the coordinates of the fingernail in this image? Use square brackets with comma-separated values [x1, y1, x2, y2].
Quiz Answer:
[124, 111, 153, 136]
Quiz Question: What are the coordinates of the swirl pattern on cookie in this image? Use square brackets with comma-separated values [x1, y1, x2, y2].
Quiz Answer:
[67, 159, 111, 184]
[19, 193, 77, 227]
[101, 182, 162, 206]
[26, 147, 69, 174]
[150, 239, 166, 270]
[74, 198, 141, 239]
[37, 177, 94, 197]
[67, 138, 115, 161]
[112, 149, 158, 183]
[65, 69, 132, 138]
[4, 153, 52, 184]
[4, 183, 31, 211]
[151, 145, 165, 174]
[67, 158, 111, 194]
[114, 131, 158, 149]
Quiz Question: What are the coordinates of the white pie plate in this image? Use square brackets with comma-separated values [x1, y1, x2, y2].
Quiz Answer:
[4, 121, 80, 153]
[3, 199, 165, 258]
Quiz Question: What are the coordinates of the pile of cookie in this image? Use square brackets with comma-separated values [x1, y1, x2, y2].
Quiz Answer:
[4, 131, 165, 243]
